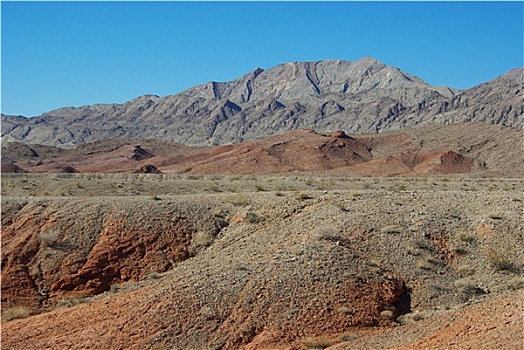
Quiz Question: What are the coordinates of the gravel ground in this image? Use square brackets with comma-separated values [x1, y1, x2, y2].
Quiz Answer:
[2, 176, 523, 349]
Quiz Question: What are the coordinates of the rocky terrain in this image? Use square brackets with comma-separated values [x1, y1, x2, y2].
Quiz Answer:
[1, 175, 523, 349]
[2, 123, 522, 178]
[2, 58, 522, 147]
[1, 56, 523, 350]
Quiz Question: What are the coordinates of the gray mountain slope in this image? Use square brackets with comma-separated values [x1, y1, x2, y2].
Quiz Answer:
[2, 58, 522, 147]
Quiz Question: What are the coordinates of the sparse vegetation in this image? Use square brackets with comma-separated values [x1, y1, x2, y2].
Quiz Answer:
[2, 173, 523, 349]
[456, 229, 476, 243]
[457, 264, 476, 276]
[192, 231, 215, 248]
[486, 249, 516, 272]
[337, 306, 353, 315]
[506, 276, 524, 290]
[397, 311, 425, 325]
[56, 296, 88, 308]
[380, 225, 402, 234]
[2, 306, 31, 321]
[245, 212, 264, 224]
[488, 213, 503, 220]
[453, 278, 485, 295]
[296, 191, 313, 201]
[38, 229, 60, 248]
[228, 194, 250, 206]
[302, 336, 337, 349]
[380, 310, 395, 320]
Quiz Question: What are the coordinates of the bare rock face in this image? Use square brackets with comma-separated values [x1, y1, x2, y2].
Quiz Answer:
[2, 58, 522, 148]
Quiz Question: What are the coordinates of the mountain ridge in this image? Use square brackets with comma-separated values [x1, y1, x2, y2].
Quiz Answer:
[2, 58, 522, 148]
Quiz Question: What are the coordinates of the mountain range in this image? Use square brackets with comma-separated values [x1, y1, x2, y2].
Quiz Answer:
[2, 57, 523, 148]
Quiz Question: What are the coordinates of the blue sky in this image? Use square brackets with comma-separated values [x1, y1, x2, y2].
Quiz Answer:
[2, 1, 523, 117]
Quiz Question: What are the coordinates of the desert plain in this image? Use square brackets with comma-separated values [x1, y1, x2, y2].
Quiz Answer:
[1, 171, 523, 349]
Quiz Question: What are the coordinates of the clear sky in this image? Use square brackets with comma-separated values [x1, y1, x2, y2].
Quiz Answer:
[2, 1, 523, 117]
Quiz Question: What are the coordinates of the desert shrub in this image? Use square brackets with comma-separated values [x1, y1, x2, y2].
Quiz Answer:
[304, 178, 315, 186]
[380, 310, 395, 320]
[414, 239, 432, 251]
[296, 192, 313, 201]
[228, 194, 250, 207]
[415, 258, 432, 270]
[336, 202, 350, 212]
[488, 213, 503, 220]
[210, 184, 221, 192]
[456, 229, 476, 243]
[193, 231, 215, 248]
[380, 225, 402, 234]
[507, 277, 524, 290]
[452, 244, 468, 255]
[148, 272, 163, 280]
[2, 306, 31, 321]
[397, 311, 425, 325]
[245, 212, 264, 224]
[338, 333, 358, 342]
[337, 306, 353, 315]
[457, 264, 476, 276]
[415, 255, 443, 270]
[56, 296, 88, 308]
[486, 249, 516, 272]
[453, 278, 485, 295]
[302, 336, 337, 349]
[254, 184, 266, 192]
[428, 283, 448, 292]
[313, 226, 338, 241]
[38, 229, 60, 248]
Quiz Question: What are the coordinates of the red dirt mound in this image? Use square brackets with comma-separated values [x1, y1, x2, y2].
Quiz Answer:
[2, 124, 521, 177]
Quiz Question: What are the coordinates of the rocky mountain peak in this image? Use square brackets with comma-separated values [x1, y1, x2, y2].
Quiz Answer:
[2, 58, 522, 148]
